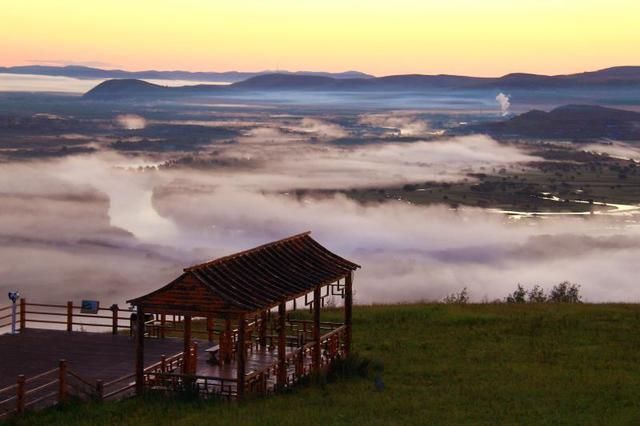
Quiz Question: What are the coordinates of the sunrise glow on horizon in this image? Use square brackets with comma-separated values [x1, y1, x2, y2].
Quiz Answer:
[2, 0, 639, 76]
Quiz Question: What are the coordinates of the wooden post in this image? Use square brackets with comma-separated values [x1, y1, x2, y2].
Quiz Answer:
[236, 314, 246, 400]
[277, 302, 286, 390]
[207, 317, 214, 343]
[66, 301, 73, 332]
[160, 355, 167, 373]
[223, 319, 232, 363]
[182, 316, 192, 374]
[110, 304, 118, 335]
[345, 272, 353, 356]
[16, 375, 25, 413]
[160, 314, 166, 339]
[58, 359, 67, 403]
[313, 286, 321, 374]
[135, 306, 145, 395]
[259, 310, 267, 348]
[192, 341, 199, 375]
[19, 298, 26, 331]
[96, 380, 104, 401]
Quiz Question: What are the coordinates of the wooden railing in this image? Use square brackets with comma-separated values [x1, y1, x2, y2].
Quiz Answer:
[145, 373, 238, 400]
[139, 326, 346, 401]
[0, 360, 98, 421]
[2, 301, 348, 405]
[243, 325, 346, 397]
[5, 299, 133, 335]
[100, 351, 185, 401]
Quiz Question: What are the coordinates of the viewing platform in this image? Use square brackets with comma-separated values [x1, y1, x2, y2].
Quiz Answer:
[0, 232, 359, 419]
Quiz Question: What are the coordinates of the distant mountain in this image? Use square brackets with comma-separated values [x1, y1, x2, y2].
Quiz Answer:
[472, 105, 640, 140]
[82, 79, 226, 100]
[231, 67, 640, 91]
[0, 65, 373, 82]
[79, 66, 640, 100]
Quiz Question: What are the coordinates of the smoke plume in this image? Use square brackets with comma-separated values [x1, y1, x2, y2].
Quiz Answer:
[496, 93, 511, 117]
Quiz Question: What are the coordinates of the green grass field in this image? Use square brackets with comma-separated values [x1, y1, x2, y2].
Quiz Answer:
[7, 303, 640, 425]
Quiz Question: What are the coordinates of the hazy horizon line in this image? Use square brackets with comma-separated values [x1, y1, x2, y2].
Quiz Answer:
[2, 62, 639, 79]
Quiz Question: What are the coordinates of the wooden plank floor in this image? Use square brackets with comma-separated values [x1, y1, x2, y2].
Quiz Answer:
[1, 329, 306, 389]
[194, 346, 301, 379]
[0, 328, 184, 388]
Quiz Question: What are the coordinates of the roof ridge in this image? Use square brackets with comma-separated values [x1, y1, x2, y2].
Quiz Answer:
[184, 231, 311, 271]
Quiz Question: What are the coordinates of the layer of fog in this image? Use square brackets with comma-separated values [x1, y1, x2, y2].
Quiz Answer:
[2, 135, 640, 306]
[583, 142, 640, 162]
[0, 74, 229, 94]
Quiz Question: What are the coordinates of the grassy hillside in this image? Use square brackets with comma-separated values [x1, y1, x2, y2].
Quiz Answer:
[7, 303, 640, 425]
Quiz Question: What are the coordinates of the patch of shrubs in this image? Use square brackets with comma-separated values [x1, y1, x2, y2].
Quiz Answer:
[442, 287, 469, 304]
[442, 281, 582, 304]
[505, 281, 582, 303]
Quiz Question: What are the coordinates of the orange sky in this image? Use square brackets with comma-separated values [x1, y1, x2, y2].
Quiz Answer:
[2, 0, 639, 76]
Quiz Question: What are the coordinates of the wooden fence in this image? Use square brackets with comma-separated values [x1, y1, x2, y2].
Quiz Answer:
[0, 360, 94, 421]
[0, 352, 185, 421]
[147, 325, 348, 400]
[0, 301, 348, 410]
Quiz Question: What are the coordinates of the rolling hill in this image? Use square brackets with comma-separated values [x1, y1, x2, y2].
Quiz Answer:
[472, 104, 640, 140]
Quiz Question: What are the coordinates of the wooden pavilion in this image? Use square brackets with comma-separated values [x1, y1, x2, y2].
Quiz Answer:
[127, 232, 359, 399]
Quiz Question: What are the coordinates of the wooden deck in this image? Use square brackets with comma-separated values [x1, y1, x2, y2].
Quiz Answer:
[0, 328, 302, 389]
[0, 329, 185, 389]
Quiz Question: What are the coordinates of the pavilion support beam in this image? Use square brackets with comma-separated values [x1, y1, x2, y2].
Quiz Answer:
[207, 317, 214, 343]
[135, 306, 145, 395]
[182, 315, 192, 374]
[223, 319, 232, 363]
[345, 272, 353, 356]
[236, 314, 246, 400]
[277, 302, 287, 390]
[313, 286, 321, 374]
[259, 310, 267, 348]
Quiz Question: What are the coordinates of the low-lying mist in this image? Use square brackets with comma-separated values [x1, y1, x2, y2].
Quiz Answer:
[1, 135, 639, 305]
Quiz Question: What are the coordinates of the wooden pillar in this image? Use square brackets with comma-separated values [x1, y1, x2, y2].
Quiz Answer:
[182, 315, 192, 374]
[66, 301, 73, 332]
[19, 298, 26, 331]
[58, 359, 67, 403]
[207, 317, 215, 343]
[224, 319, 232, 363]
[277, 302, 286, 389]
[160, 314, 166, 339]
[110, 304, 119, 335]
[236, 314, 246, 400]
[313, 286, 321, 373]
[345, 272, 353, 356]
[192, 341, 199, 375]
[135, 306, 145, 395]
[259, 310, 267, 348]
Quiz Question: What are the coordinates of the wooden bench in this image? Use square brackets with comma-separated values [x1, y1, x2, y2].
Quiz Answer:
[205, 344, 220, 364]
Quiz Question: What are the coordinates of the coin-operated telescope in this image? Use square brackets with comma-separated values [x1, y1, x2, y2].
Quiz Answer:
[7, 291, 20, 334]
